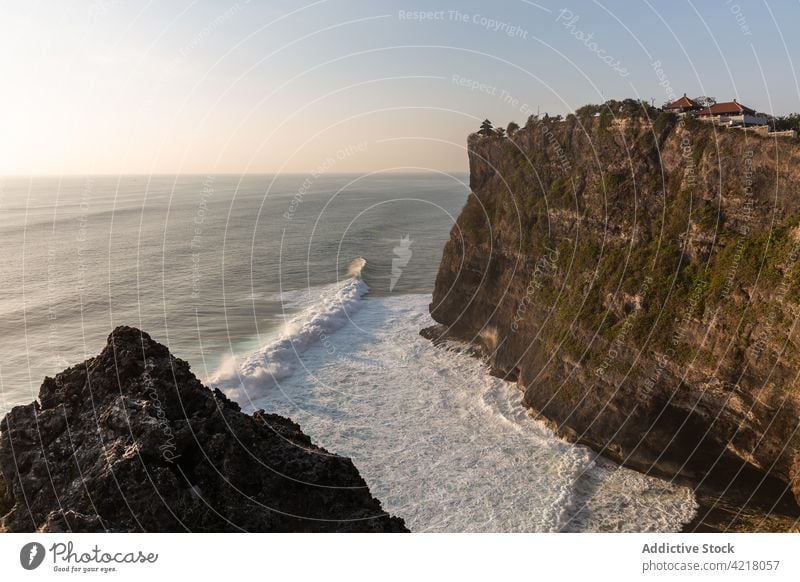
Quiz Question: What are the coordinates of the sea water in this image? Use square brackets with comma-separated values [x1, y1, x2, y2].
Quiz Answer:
[0, 174, 696, 531]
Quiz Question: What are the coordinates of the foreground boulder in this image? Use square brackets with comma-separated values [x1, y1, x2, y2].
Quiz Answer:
[0, 326, 407, 532]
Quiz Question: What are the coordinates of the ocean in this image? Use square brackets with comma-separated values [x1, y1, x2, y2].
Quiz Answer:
[0, 173, 696, 531]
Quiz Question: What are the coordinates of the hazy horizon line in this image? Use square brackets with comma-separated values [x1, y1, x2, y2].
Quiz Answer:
[0, 169, 471, 179]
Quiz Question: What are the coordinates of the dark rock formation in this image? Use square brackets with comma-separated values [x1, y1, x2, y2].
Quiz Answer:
[0, 326, 407, 532]
[425, 104, 800, 531]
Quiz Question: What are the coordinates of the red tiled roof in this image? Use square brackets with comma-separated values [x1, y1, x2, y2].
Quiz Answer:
[696, 100, 756, 116]
[665, 94, 700, 111]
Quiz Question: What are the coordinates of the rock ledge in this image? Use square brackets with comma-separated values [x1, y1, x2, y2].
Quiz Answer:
[0, 326, 407, 532]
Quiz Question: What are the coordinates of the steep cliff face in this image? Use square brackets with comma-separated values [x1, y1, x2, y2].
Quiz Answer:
[0, 326, 407, 532]
[426, 107, 800, 530]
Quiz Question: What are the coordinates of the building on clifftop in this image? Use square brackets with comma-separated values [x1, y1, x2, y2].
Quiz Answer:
[695, 99, 768, 127]
[663, 94, 701, 115]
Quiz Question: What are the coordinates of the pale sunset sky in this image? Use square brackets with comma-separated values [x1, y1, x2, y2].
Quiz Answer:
[2, 0, 799, 175]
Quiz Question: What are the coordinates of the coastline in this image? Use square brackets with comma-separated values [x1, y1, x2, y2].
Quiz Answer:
[421, 112, 800, 533]
[422, 324, 800, 532]
[0, 326, 408, 533]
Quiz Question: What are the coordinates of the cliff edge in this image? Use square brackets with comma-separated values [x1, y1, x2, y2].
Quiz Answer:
[0, 326, 407, 532]
[425, 103, 800, 531]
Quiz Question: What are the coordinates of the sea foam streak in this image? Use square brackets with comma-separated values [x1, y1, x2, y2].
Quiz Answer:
[209, 258, 368, 399]
[246, 292, 698, 532]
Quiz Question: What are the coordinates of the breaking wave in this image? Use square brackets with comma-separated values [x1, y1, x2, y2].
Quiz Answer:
[209, 258, 369, 400]
[242, 292, 698, 532]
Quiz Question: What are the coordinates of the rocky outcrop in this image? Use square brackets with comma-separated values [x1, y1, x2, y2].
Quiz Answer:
[0, 326, 407, 532]
[426, 104, 800, 531]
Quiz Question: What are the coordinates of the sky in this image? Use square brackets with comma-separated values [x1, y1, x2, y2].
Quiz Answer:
[1, 0, 799, 175]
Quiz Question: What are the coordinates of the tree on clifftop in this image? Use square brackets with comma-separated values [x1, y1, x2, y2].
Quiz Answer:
[479, 119, 494, 136]
[507, 121, 520, 135]
[772, 113, 800, 133]
[693, 96, 716, 108]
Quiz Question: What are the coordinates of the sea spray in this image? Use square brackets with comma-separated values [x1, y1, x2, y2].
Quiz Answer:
[209, 258, 369, 399]
[246, 292, 698, 532]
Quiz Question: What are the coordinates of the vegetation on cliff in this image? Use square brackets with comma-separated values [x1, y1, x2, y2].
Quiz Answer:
[464, 104, 800, 360]
[429, 99, 800, 531]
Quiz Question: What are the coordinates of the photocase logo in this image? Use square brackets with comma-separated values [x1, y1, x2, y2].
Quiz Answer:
[20, 542, 46, 570]
[390, 234, 413, 292]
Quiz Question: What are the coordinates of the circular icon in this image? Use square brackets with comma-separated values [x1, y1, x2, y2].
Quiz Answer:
[20, 542, 46, 570]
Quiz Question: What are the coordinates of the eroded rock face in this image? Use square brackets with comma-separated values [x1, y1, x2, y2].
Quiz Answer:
[426, 110, 800, 529]
[0, 326, 407, 532]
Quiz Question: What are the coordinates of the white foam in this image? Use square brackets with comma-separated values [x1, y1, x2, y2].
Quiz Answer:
[238, 292, 697, 532]
[208, 260, 369, 400]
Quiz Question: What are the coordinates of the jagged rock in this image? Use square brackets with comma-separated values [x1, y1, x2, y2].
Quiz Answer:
[0, 326, 407, 532]
[425, 109, 800, 531]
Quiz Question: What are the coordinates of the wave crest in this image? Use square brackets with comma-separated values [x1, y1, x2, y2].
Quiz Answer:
[209, 265, 369, 400]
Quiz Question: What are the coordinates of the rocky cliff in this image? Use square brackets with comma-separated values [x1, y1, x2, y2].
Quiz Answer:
[425, 103, 800, 531]
[0, 326, 407, 532]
